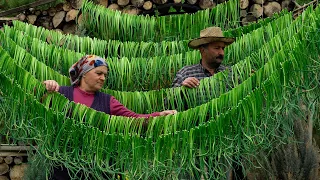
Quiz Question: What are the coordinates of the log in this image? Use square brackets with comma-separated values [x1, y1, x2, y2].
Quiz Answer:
[253, 0, 264, 5]
[0, 145, 33, 151]
[118, 0, 130, 6]
[53, 11, 66, 28]
[42, 10, 48, 16]
[65, 9, 79, 22]
[70, 0, 83, 9]
[55, 3, 64, 11]
[122, 6, 141, 15]
[17, 13, 26, 21]
[281, 0, 294, 11]
[4, 156, 13, 165]
[240, 10, 247, 18]
[250, 4, 263, 18]
[77, 14, 83, 25]
[35, 10, 41, 16]
[153, 0, 167, 4]
[0, 152, 27, 157]
[199, 0, 216, 9]
[0, 164, 9, 175]
[174, 0, 181, 3]
[108, 4, 121, 11]
[48, 7, 56, 16]
[9, 164, 28, 180]
[186, 0, 197, 5]
[14, 157, 23, 165]
[241, 14, 257, 26]
[0, 176, 8, 180]
[0, 158, 3, 164]
[240, 0, 249, 9]
[99, 0, 109, 7]
[63, 2, 72, 11]
[143, 1, 153, 10]
[263, 2, 281, 17]
[131, 0, 144, 7]
[63, 23, 77, 34]
[27, 15, 37, 24]
[0, 17, 19, 21]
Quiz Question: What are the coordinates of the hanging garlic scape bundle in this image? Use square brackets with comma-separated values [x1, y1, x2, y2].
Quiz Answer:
[5, 10, 299, 93]
[1, 6, 315, 115]
[12, 21, 190, 59]
[0, 36, 319, 179]
[81, 0, 240, 42]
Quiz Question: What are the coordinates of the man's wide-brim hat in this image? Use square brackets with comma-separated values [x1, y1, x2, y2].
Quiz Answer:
[188, 27, 235, 49]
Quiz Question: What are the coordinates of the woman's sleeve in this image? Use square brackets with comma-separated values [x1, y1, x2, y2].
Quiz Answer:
[109, 96, 160, 118]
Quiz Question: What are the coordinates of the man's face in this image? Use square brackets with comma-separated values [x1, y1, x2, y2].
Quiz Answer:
[200, 41, 226, 65]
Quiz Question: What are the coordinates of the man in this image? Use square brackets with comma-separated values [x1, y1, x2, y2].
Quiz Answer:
[172, 27, 241, 180]
[172, 26, 234, 88]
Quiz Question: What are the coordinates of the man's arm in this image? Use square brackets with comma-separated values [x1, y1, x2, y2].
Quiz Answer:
[172, 72, 200, 88]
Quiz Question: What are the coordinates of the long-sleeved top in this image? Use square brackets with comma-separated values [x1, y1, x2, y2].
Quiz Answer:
[60, 86, 160, 118]
[172, 61, 227, 87]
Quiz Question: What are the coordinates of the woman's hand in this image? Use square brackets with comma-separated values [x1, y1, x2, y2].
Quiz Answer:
[43, 80, 60, 92]
[159, 110, 177, 116]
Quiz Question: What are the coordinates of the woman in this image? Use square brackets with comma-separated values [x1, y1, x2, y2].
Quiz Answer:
[44, 55, 177, 118]
[44, 55, 176, 180]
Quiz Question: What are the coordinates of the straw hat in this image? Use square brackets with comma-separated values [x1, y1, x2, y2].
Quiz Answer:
[188, 27, 235, 49]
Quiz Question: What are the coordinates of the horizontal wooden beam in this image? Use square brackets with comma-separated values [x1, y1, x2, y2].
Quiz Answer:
[0, 145, 37, 151]
[0, 0, 56, 17]
[0, 17, 19, 21]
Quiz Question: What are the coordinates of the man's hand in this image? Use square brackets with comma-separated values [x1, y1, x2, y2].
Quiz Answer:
[43, 80, 60, 92]
[159, 110, 177, 116]
[181, 77, 200, 88]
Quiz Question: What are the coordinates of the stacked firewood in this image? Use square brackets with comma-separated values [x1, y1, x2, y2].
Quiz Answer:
[19, 0, 81, 34]
[0, 146, 28, 180]
[5, 0, 298, 33]
[240, 0, 295, 25]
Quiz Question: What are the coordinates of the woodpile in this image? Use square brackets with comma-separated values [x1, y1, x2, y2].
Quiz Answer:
[1, 0, 299, 33]
[241, 0, 295, 25]
[14, 0, 81, 34]
[0, 145, 30, 180]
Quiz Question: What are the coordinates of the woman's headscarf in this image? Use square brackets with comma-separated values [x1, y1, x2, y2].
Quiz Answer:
[69, 55, 108, 86]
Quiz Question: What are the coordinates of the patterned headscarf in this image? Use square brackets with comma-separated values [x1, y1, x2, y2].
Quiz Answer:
[69, 55, 108, 86]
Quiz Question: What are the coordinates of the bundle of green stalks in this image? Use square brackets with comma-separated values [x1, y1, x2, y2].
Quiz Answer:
[0, 3, 319, 180]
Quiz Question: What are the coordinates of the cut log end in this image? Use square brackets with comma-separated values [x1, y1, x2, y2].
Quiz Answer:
[240, 0, 249, 9]
[108, 4, 121, 11]
[143, 1, 153, 10]
[4, 156, 13, 165]
[53, 11, 66, 28]
[66, 9, 79, 22]
[118, 0, 130, 6]
[9, 164, 28, 180]
[199, 0, 216, 9]
[264, 2, 281, 17]
[0, 164, 9, 175]
[99, 0, 109, 7]
[250, 4, 263, 18]
[27, 15, 37, 25]
[131, 0, 145, 7]
[122, 6, 141, 15]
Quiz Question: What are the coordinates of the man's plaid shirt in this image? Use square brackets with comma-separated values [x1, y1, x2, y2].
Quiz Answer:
[172, 62, 228, 87]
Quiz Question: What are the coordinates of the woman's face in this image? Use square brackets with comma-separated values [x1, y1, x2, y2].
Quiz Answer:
[80, 66, 108, 93]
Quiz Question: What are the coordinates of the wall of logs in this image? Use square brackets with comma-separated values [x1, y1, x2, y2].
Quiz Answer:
[1, 0, 297, 35]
